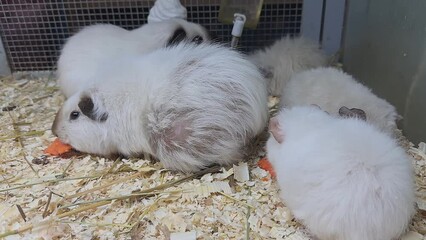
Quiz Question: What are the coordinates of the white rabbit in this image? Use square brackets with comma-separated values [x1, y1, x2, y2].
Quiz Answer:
[281, 67, 399, 135]
[248, 36, 328, 96]
[52, 43, 268, 172]
[57, 18, 210, 98]
[266, 105, 415, 240]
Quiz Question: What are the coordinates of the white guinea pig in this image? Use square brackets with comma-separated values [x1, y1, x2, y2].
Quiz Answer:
[52, 43, 268, 173]
[280, 67, 399, 135]
[57, 18, 210, 98]
[266, 106, 415, 240]
[248, 36, 328, 96]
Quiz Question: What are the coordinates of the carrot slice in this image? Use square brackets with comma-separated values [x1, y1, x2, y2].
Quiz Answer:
[44, 138, 72, 156]
[261, 176, 270, 181]
[258, 157, 276, 178]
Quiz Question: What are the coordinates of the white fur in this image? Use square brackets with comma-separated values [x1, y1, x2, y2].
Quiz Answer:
[248, 36, 328, 96]
[281, 67, 399, 135]
[53, 43, 268, 172]
[57, 19, 210, 98]
[267, 106, 415, 240]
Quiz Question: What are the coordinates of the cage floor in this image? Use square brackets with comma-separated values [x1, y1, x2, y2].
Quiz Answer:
[0, 76, 425, 240]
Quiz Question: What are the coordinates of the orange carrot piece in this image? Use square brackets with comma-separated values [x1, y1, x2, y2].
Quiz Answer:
[258, 157, 276, 178]
[44, 138, 72, 156]
[261, 176, 270, 181]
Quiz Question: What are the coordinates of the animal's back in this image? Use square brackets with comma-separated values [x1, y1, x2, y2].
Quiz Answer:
[281, 67, 398, 133]
[145, 43, 268, 172]
[57, 24, 131, 97]
[249, 36, 327, 96]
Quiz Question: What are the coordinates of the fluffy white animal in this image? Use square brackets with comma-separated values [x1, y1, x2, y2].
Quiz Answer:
[52, 43, 268, 172]
[267, 106, 415, 240]
[248, 36, 328, 96]
[280, 67, 399, 135]
[57, 19, 210, 98]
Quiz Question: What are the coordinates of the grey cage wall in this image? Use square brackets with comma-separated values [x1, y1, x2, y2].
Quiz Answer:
[0, 0, 344, 74]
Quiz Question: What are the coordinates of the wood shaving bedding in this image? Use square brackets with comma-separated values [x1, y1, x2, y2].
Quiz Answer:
[0, 76, 425, 240]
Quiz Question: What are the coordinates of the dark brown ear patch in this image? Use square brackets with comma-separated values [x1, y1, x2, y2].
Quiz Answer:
[78, 95, 94, 116]
[78, 95, 108, 122]
[339, 106, 367, 121]
[167, 27, 187, 46]
[208, 31, 219, 42]
[258, 67, 274, 79]
[191, 35, 203, 44]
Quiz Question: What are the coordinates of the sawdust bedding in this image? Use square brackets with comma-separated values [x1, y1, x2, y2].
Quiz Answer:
[0, 75, 425, 240]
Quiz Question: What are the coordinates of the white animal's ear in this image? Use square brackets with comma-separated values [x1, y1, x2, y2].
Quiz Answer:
[311, 104, 322, 110]
[269, 116, 284, 143]
[338, 106, 367, 121]
[167, 27, 187, 46]
[78, 93, 108, 122]
[311, 104, 330, 115]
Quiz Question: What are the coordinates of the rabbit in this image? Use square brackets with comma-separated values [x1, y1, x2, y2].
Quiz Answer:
[280, 67, 400, 135]
[52, 42, 269, 173]
[266, 105, 415, 240]
[57, 18, 210, 98]
[248, 36, 328, 96]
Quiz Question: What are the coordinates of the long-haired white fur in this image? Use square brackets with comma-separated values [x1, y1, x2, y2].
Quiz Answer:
[53, 42, 268, 172]
[280, 67, 399, 135]
[248, 36, 328, 96]
[267, 106, 415, 240]
[57, 19, 210, 98]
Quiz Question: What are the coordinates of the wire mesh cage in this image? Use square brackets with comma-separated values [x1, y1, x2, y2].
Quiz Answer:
[0, 0, 303, 72]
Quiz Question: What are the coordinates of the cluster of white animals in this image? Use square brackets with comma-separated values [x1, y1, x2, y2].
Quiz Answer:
[52, 2, 415, 239]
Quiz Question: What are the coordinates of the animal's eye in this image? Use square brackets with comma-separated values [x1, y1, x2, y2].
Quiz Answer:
[70, 111, 80, 120]
[192, 36, 203, 44]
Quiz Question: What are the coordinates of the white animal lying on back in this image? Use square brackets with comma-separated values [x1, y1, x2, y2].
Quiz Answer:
[248, 36, 328, 96]
[57, 19, 210, 98]
[52, 43, 268, 172]
[281, 67, 399, 135]
[267, 106, 415, 240]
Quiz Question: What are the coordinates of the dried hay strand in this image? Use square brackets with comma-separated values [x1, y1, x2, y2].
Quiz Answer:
[0, 76, 425, 240]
